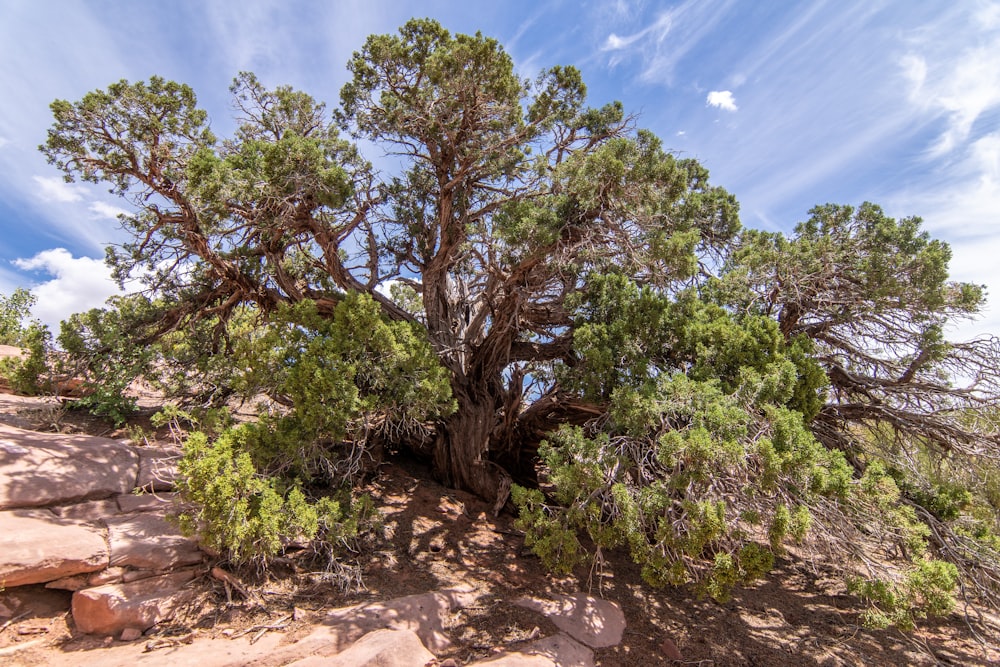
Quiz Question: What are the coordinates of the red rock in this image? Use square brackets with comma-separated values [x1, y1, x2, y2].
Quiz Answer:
[0, 510, 109, 587]
[51, 498, 121, 522]
[524, 633, 594, 667]
[468, 653, 553, 666]
[116, 491, 179, 514]
[514, 594, 625, 648]
[660, 636, 683, 661]
[0, 423, 139, 510]
[45, 574, 90, 591]
[106, 512, 203, 570]
[321, 588, 477, 653]
[87, 567, 126, 586]
[287, 629, 435, 667]
[71, 569, 197, 635]
[135, 447, 180, 492]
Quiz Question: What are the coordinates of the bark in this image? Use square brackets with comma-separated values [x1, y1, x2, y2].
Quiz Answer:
[432, 379, 504, 503]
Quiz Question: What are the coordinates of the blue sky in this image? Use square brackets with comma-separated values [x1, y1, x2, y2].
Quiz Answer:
[1, 0, 999, 337]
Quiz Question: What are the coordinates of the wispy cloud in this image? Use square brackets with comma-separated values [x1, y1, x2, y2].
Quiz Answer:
[0, 137, 8, 149]
[32, 176, 86, 203]
[89, 201, 129, 220]
[12, 248, 122, 331]
[706, 90, 737, 111]
[599, 0, 735, 84]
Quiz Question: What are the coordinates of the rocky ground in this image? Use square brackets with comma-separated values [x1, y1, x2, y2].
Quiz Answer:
[0, 392, 998, 666]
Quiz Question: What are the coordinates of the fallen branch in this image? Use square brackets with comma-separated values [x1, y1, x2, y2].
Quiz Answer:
[230, 614, 292, 643]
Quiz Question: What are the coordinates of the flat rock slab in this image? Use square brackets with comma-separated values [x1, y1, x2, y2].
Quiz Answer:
[0, 509, 109, 587]
[136, 447, 181, 492]
[514, 594, 625, 649]
[106, 513, 203, 570]
[72, 569, 197, 635]
[287, 629, 435, 667]
[321, 588, 476, 653]
[116, 491, 180, 514]
[0, 423, 139, 510]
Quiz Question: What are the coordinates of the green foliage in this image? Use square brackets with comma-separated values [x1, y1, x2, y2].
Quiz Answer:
[0, 289, 51, 396]
[849, 559, 959, 630]
[239, 293, 454, 482]
[176, 427, 372, 568]
[57, 295, 157, 424]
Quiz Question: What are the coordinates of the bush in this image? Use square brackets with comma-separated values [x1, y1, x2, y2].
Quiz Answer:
[849, 559, 958, 630]
[176, 426, 374, 569]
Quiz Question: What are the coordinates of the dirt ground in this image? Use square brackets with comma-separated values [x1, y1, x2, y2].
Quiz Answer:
[1, 397, 998, 666]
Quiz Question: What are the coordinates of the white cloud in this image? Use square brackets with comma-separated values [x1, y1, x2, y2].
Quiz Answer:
[598, 1, 732, 83]
[11, 249, 122, 331]
[901, 20, 1000, 156]
[32, 175, 87, 203]
[89, 201, 129, 219]
[706, 90, 738, 111]
[0, 136, 8, 149]
[602, 12, 672, 51]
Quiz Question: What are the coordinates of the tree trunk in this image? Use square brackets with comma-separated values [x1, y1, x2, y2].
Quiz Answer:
[432, 380, 505, 504]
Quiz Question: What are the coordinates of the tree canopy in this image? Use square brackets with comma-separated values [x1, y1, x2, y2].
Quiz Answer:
[40, 19, 1000, 620]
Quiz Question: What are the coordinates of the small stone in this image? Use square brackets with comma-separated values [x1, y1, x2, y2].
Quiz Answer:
[660, 637, 683, 661]
[120, 627, 143, 641]
[440, 660, 461, 667]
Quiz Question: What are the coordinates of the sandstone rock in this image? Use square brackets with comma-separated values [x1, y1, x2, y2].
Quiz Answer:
[321, 588, 477, 653]
[88, 567, 127, 586]
[135, 447, 180, 492]
[524, 633, 594, 667]
[71, 569, 197, 635]
[106, 513, 203, 570]
[0, 423, 139, 510]
[0, 510, 109, 587]
[51, 498, 120, 522]
[514, 594, 625, 649]
[120, 627, 143, 641]
[45, 574, 90, 591]
[469, 653, 554, 667]
[116, 491, 179, 514]
[287, 629, 435, 667]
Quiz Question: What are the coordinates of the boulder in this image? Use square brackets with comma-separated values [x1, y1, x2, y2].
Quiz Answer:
[287, 629, 435, 667]
[106, 513, 203, 570]
[0, 423, 139, 510]
[71, 569, 197, 635]
[0, 509, 109, 587]
[514, 594, 625, 649]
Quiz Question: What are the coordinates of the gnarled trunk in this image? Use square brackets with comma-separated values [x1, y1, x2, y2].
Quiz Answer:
[432, 380, 506, 504]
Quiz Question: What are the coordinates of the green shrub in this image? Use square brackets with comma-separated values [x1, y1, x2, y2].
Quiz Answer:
[176, 427, 373, 569]
[848, 559, 958, 630]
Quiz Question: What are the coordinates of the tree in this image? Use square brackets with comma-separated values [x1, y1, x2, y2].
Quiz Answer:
[41, 19, 1000, 611]
[41, 19, 738, 501]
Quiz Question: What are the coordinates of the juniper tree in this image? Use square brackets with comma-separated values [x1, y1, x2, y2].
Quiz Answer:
[42, 19, 1000, 610]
